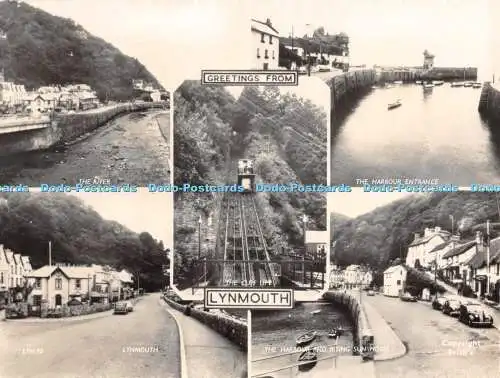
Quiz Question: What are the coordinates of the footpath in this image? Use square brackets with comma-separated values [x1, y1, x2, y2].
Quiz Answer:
[162, 302, 246, 378]
[362, 299, 407, 361]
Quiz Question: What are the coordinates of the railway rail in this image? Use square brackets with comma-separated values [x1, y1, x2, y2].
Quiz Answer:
[218, 192, 279, 287]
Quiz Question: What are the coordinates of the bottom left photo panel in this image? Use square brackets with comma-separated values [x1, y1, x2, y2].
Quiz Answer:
[0, 189, 248, 378]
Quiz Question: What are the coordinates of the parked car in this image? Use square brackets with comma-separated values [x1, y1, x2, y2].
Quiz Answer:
[114, 302, 128, 315]
[400, 292, 417, 302]
[432, 296, 448, 310]
[298, 66, 307, 75]
[367, 290, 375, 296]
[318, 64, 331, 72]
[125, 301, 134, 312]
[442, 299, 461, 316]
[458, 303, 494, 327]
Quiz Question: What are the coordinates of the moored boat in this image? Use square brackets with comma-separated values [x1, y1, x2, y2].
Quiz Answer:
[423, 83, 434, 88]
[296, 331, 316, 346]
[451, 82, 463, 87]
[311, 309, 321, 315]
[298, 349, 318, 371]
[432, 80, 444, 86]
[388, 99, 402, 110]
[415, 80, 422, 84]
[394, 80, 403, 85]
[472, 82, 482, 88]
[464, 81, 473, 87]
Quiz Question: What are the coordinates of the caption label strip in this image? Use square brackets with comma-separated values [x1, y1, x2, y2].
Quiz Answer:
[204, 288, 294, 309]
[201, 70, 299, 86]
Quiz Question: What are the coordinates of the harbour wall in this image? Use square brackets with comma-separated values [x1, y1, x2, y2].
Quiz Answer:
[323, 291, 372, 355]
[478, 82, 500, 120]
[377, 67, 478, 83]
[324, 69, 376, 112]
[0, 101, 165, 157]
[162, 295, 247, 350]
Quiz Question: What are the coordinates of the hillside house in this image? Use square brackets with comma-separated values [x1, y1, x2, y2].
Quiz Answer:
[441, 235, 479, 283]
[406, 227, 450, 268]
[251, 18, 280, 70]
[465, 236, 500, 301]
[383, 264, 408, 297]
[305, 231, 327, 261]
[329, 267, 345, 288]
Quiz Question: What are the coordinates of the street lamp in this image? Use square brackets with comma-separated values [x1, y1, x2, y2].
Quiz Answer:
[302, 214, 308, 284]
[198, 216, 202, 260]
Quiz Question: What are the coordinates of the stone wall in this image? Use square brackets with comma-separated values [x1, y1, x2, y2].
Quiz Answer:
[478, 82, 500, 121]
[324, 70, 376, 111]
[163, 296, 247, 350]
[323, 291, 372, 355]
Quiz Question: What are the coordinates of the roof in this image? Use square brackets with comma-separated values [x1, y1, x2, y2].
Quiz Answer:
[409, 232, 448, 247]
[251, 19, 280, 38]
[429, 241, 451, 253]
[27, 265, 95, 279]
[442, 240, 476, 259]
[305, 231, 327, 244]
[384, 264, 407, 274]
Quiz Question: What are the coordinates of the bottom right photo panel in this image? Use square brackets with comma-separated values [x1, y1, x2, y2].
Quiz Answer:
[251, 190, 500, 378]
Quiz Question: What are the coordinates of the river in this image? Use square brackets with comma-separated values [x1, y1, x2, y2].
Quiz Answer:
[251, 301, 353, 377]
[331, 83, 500, 186]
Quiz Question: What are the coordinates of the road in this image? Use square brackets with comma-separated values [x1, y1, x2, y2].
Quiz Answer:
[365, 294, 500, 378]
[0, 293, 181, 378]
[0, 110, 170, 185]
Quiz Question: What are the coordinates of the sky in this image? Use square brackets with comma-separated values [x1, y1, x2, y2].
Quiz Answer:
[25, 0, 493, 88]
[329, 189, 415, 218]
[67, 190, 173, 246]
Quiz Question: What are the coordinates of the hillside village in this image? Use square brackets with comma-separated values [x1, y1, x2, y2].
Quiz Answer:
[0, 244, 137, 316]
[0, 70, 164, 115]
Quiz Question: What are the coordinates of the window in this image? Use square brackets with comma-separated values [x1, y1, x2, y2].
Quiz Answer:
[35, 278, 41, 289]
[396, 280, 401, 285]
[75, 279, 81, 289]
[33, 295, 42, 306]
[10, 265, 13, 274]
[269, 35, 273, 44]
[264, 49, 269, 59]
[260, 33, 265, 43]
[272, 50, 275, 59]
[55, 278, 62, 290]
[256, 48, 260, 58]
[497, 263, 499, 275]
[0, 272, 3, 284]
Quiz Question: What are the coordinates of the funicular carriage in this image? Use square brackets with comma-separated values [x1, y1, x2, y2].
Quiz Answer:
[237, 159, 255, 193]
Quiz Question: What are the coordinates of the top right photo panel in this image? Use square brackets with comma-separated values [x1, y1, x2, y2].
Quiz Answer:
[329, 0, 491, 186]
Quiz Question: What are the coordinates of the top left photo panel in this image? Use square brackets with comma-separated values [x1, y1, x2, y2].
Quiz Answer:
[0, 1, 171, 187]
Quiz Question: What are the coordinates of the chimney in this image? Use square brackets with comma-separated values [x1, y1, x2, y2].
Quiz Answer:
[424, 227, 431, 236]
[414, 233, 420, 241]
[435, 226, 441, 233]
[266, 18, 272, 26]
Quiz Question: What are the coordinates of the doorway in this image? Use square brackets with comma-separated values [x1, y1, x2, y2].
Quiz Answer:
[55, 294, 62, 306]
[263, 63, 269, 70]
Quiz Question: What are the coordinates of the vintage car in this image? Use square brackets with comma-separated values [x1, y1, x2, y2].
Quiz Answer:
[431, 296, 448, 310]
[367, 289, 375, 296]
[458, 303, 494, 327]
[400, 292, 417, 302]
[113, 302, 128, 315]
[442, 299, 462, 316]
[125, 301, 134, 312]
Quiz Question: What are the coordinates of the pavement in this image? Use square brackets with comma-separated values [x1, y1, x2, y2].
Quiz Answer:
[0, 109, 170, 185]
[0, 293, 181, 378]
[163, 302, 247, 378]
[365, 293, 500, 378]
[362, 297, 407, 361]
[3, 308, 113, 323]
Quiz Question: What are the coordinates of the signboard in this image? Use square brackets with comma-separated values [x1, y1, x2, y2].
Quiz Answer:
[204, 288, 293, 309]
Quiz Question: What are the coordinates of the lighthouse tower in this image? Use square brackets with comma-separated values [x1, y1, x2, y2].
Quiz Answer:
[423, 50, 434, 70]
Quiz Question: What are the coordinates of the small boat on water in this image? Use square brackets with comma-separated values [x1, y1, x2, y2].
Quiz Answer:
[387, 99, 402, 110]
[415, 80, 422, 84]
[328, 326, 345, 338]
[311, 309, 321, 315]
[394, 80, 403, 85]
[472, 82, 482, 88]
[464, 81, 473, 87]
[432, 80, 444, 86]
[371, 86, 377, 89]
[298, 349, 318, 371]
[423, 83, 434, 88]
[451, 82, 463, 87]
[296, 331, 316, 346]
